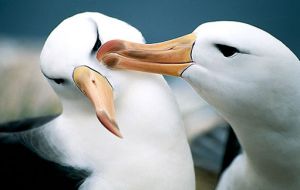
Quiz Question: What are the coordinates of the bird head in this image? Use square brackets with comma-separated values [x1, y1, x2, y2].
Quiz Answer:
[40, 12, 145, 138]
[98, 21, 299, 123]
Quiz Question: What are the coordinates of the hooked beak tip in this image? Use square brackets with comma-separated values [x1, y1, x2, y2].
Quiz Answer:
[96, 110, 123, 138]
[97, 40, 126, 61]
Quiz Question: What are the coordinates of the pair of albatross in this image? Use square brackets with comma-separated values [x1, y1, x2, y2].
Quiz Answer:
[99, 20, 300, 189]
[1, 13, 195, 190]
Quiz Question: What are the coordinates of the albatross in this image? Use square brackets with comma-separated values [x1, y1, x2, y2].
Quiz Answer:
[98, 21, 300, 190]
[0, 12, 195, 190]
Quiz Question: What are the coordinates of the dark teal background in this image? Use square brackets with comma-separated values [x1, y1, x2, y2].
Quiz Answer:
[0, 0, 298, 56]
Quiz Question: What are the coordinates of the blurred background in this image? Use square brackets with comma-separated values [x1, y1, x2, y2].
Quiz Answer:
[0, 0, 299, 189]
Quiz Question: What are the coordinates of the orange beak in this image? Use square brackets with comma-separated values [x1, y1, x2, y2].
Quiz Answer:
[97, 33, 196, 76]
[73, 66, 122, 138]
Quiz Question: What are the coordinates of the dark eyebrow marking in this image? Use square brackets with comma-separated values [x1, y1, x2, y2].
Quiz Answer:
[91, 28, 102, 53]
[41, 70, 65, 85]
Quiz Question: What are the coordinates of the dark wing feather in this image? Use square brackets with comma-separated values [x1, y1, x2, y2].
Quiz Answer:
[0, 114, 60, 133]
[0, 114, 90, 190]
[219, 126, 241, 176]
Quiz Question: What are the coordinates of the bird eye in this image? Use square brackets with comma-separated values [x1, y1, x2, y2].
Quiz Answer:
[41, 72, 66, 85]
[216, 44, 240, 57]
[53, 78, 65, 85]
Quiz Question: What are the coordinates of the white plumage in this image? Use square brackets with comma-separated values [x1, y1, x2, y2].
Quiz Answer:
[98, 21, 300, 190]
[17, 12, 195, 190]
[183, 22, 300, 190]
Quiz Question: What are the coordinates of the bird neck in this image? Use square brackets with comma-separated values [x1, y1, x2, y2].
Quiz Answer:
[229, 115, 300, 181]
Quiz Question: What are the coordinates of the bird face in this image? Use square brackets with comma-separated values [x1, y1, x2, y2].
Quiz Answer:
[98, 21, 299, 120]
[182, 22, 298, 113]
[40, 12, 145, 137]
